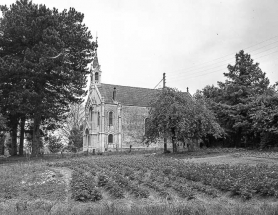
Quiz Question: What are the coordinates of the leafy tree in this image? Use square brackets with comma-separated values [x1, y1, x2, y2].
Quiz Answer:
[68, 126, 83, 149]
[145, 87, 224, 152]
[249, 86, 278, 148]
[203, 50, 271, 147]
[0, 0, 96, 156]
[47, 134, 63, 153]
[59, 103, 85, 144]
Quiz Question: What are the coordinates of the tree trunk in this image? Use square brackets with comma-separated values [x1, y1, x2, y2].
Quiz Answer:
[235, 128, 242, 148]
[31, 112, 42, 157]
[188, 139, 194, 152]
[163, 137, 167, 153]
[163, 129, 167, 153]
[11, 117, 18, 156]
[19, 116, 26, 156]
[171, 128, 177, 153]
[0, 134, 5, 155]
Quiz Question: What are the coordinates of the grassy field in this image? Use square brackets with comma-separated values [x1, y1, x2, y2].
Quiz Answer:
[1, 148, 278, 215]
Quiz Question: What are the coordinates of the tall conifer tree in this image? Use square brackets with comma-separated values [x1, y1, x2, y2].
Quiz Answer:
[203, 50, 270, 147]
[0, 0, 96, 156]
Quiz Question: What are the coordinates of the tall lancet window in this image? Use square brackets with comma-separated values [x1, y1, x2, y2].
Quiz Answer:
[108, 134, 113, 144]
[85, 129, 89, 147]
[97, 112, 100, 126]
[89, 107, 93, 121]
[95, 72, 99, 82]
[109, 111, 113, 126]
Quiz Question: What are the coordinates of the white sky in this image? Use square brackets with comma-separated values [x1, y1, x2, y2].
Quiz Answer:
[1, 0, 278, 94]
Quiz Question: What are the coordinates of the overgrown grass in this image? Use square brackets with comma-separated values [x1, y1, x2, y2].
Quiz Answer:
[1, 200, 278, 215]
[0, 161, 66, 202]
[2, 150, 278, 214]
[156, 147, 246, 159]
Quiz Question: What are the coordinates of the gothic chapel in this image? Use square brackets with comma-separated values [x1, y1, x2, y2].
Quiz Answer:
[83, 45, 158, 152]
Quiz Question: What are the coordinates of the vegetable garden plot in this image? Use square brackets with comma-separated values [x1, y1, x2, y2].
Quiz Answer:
[48, 155, 278, 202]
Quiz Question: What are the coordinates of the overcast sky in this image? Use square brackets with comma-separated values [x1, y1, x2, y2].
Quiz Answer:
[1, 0, 278, 94]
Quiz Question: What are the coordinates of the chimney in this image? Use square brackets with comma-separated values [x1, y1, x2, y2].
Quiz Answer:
[113, 87, 116, 100]
[187, 87, 189, 93]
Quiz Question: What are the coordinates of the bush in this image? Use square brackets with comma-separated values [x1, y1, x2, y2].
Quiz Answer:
[71, 171, 102, 202]
[47, 135, 63, 153]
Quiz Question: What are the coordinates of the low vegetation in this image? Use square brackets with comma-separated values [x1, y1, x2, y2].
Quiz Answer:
[49, 155, 278, 201]
[1, 149, 278, 214]
[0, 162, 67, 202]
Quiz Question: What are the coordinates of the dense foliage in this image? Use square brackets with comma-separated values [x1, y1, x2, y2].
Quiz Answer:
[68, 127, 83, 149]
[202, 50, 278, 148]
[47, 134, 63, 153]
[59, 103, 84, 146]
[0, 110, 7, 133]
[145, 87, 224, 152]
[250, 91, 278, 147]
[0, 0, 96, 156]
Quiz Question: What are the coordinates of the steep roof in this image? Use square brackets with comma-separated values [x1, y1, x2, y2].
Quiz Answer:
[98, 83, 160, 107]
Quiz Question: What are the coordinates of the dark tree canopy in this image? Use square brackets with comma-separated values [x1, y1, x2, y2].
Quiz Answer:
[0, 0, 96, 156]
[249, 87, 278, 147]
[202, 50, 274, 147]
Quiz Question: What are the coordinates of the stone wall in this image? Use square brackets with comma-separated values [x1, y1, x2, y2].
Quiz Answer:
[121, 105, 149, 148]
[104, 104, 119, 149]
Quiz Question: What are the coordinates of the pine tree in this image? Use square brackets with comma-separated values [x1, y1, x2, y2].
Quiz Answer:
[204, 50, 270, 147]
[0, 0, 96, 156]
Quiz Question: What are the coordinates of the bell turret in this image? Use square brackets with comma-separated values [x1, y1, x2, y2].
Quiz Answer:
[90, 37, 102, 86]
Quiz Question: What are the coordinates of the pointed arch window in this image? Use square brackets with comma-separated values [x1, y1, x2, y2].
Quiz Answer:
[97, 112, 100, 126]
[85, 129, 89, 147]
[108, 134, 113, 144]
[89, 107, 93, 121]
[95, 72, 99, 81]
[109, 111, 113, 126]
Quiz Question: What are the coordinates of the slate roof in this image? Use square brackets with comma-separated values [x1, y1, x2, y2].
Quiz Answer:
[98, 83, 160, 107]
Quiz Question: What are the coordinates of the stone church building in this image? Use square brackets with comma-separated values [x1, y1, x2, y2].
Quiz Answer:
[83, 49, 159, 152]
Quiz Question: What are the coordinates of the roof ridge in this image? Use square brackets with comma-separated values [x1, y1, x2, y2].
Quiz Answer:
[100, 83, 158, 91]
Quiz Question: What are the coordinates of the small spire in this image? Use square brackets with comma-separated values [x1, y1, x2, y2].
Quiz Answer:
[93, 32, 99, 68]
[93, 51, 99, 68]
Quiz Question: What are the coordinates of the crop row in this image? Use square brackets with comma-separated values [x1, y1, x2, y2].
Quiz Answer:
[70, 170, 102, 202]
[98, 156, 278, 199]
[48, 155, 278, 200]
